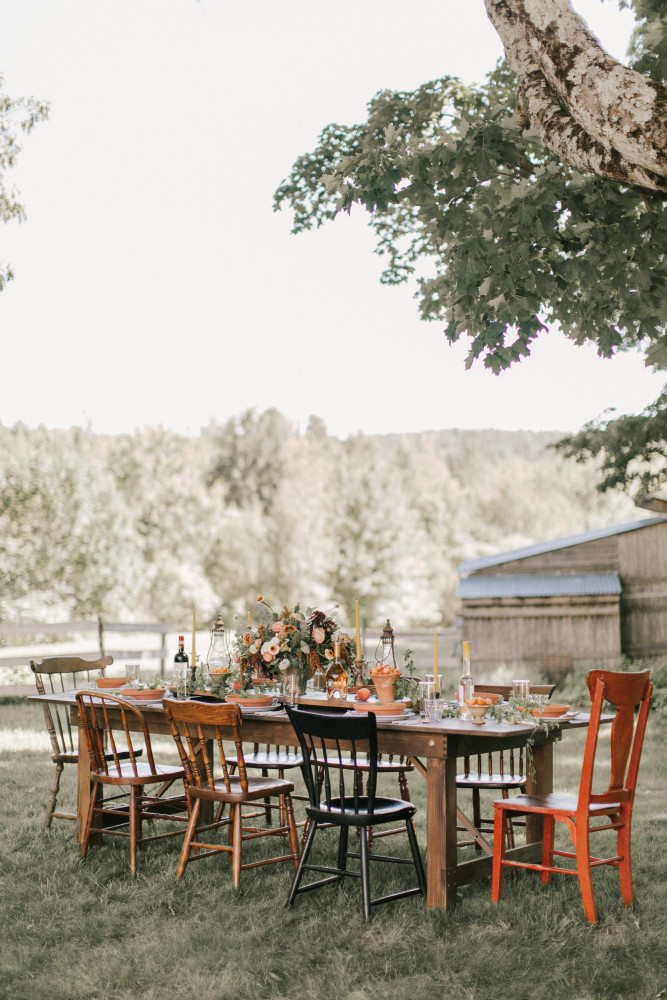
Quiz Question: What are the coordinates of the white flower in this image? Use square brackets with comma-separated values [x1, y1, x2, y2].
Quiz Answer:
[261, 639, 281, 657]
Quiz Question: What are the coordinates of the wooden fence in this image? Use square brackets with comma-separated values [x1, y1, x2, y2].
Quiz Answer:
[0, 617, 168, 672]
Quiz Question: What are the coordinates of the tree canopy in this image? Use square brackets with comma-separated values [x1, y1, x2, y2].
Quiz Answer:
[0, 75, 48, 292]
[274, 0, 667, 496]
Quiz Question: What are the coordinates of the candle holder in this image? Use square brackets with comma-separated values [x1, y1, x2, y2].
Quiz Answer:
[374, 620, 397, 671]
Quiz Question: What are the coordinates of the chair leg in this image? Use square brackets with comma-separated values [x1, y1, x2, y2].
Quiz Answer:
[283, 794, 300, 869]
[45, 762, 64, 830]
[576, 827, 598, 924]
[231, 803, 243, 888]
[405, 818, 427, 895]
[359, 824, 371, 920]
[81, 783, 101, 860]
[177, 798, 201, 878]
[286, 818, 318, 908]
[337, 825, 349, 880]
[542, 815, 555, 884]
[261, 768, 273, 826]
[491, 804, 506, 902]
[617, 809, 634, 907]
[129, 786, 139, 876]
[501, 790, 515, 849]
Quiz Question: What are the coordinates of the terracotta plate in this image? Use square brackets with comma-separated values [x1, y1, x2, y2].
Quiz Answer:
[225, 694, 274, 708]
[95, 677, 126, 689]
[353, 701, 406, 715]
[122, 687, 166, 700]
[530, 703, 570, 717]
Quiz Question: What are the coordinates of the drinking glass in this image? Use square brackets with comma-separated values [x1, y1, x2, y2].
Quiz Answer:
[125, 663, 140, 684]
[175, 664, 188, 701]
[424, 698, 443, 722]
[513, 679, 531, 699]
[283, 672, 299, 707]
[418, 680, 435, 719]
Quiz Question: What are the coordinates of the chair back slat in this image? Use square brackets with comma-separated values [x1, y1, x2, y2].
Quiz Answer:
[286, 707, 378, 815]
[578, 670, 652, 813]
[162, 699, 244, 793]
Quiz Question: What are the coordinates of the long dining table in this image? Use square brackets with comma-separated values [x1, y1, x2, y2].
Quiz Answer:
[32, 690, 595, 910]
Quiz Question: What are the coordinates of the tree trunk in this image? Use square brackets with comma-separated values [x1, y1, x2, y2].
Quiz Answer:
[484, 0, 667, 192]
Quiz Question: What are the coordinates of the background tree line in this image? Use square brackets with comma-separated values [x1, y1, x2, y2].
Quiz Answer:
[0, 410, 640, 632]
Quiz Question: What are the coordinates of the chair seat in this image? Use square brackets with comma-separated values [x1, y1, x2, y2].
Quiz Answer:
[189, 774, 295, 803]
[308, 795, 416, 828]
[495, 792, 622, 817]
[94, 762, 184, 786]
[457, 772, 526, 790]
[315, 756, 414, 774]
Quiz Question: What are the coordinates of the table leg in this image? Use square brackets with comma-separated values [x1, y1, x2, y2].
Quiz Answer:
[426, 755, 458, 908]
[76, 722, 95, 845]
[524, 739, 554, 844]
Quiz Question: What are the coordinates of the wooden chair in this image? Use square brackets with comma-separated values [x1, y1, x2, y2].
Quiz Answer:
[162, 699, 300, 886]
[285, 707, 426, 920]
[31, 654, 120, 828]
[491, 669, 653, 923]
[457, 683, 556, 851]
[75, 691, 189, 875]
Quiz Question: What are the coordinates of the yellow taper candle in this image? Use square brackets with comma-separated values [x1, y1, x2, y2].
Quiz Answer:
[192, 609, 196, 668]
[355, 600, 362, 660]
[433, 629, 439, 694]
[248, 611, 251, 627]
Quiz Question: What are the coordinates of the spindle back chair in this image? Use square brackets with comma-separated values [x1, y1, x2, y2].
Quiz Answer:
[31, 655, 113, 827]
[162, 699, 299, 886]
[75, 691, 188, 874]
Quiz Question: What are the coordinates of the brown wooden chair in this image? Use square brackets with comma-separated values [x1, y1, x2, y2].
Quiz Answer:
[31, 655, 120, 828]
[491, 669, 653, 923]
[75, 691, 189, 875]
[162, 699, 300, 887]
[457, 683, 556, 851]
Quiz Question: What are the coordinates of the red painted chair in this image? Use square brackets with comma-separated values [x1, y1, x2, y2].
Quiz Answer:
[491, 669, 653, 923]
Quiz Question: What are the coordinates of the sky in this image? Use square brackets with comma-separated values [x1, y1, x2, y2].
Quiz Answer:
[2, 0, 663, 440]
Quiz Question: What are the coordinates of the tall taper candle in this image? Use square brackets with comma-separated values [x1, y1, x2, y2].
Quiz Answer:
[248, 611, 251, 627]
[192, 609, 196, 669]
[433, 629, 439, 694]
[355, 600, 362, 661]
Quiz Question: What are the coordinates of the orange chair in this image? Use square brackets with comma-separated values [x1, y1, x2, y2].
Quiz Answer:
[491, 669, 653, 923]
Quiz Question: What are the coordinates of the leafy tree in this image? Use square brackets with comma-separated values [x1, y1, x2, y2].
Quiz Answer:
[274, 1, 667, 496]
[0, 75, 48, 291]
[207, 408, 291, 516]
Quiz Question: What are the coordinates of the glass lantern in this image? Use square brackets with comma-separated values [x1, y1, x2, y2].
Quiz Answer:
[374, 619, 397, 670]
[206, 612, 232, 677]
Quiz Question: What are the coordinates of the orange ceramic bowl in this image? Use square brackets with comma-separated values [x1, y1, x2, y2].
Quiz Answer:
[95, 677, 126, 689]
[353, 701, 405, 715]
[225, 693, 274, 707]
[530, 702, 569, 718]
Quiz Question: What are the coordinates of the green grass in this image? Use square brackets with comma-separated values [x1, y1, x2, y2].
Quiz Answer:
[1, 701, 666, 1000]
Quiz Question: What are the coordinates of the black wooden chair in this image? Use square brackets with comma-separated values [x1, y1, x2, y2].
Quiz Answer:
[285, 706, 426, 920]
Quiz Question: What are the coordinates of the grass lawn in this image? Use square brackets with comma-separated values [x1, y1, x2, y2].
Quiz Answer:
[1, 699, 666, 1000]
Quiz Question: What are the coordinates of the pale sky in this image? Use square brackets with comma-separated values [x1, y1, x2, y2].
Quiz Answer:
[2, 0, 662, 439]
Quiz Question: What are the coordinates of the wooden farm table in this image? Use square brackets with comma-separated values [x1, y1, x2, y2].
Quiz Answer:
[31, 691, 596, 910]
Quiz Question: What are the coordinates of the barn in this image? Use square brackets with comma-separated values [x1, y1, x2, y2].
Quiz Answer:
[456, 514, 667, 680]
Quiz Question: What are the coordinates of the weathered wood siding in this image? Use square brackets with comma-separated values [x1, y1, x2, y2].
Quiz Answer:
[619, 522, 667, 657]
[461, 595, 622, 679]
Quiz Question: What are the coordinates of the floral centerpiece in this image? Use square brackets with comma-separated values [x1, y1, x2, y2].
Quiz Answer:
[231, 598, 355, 695]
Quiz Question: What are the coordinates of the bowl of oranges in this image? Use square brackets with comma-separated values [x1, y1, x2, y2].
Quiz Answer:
[464, 695, 494, 724]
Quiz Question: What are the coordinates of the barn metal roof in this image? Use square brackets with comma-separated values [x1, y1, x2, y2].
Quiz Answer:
[457, 516, 667, 575]
[457, 572, 622, 600]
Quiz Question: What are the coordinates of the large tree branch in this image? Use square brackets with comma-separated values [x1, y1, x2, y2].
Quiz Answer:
[485, 0, 667, 192]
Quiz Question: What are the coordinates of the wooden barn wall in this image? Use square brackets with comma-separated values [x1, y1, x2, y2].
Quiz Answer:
[618, 522, 667, 658]
[473, 536, 619, 577]
[460, 596, 621, 679]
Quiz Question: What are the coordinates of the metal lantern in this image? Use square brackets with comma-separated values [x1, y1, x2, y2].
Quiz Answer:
[374, 619, 397, 669]
[206, 612, 233, 674]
